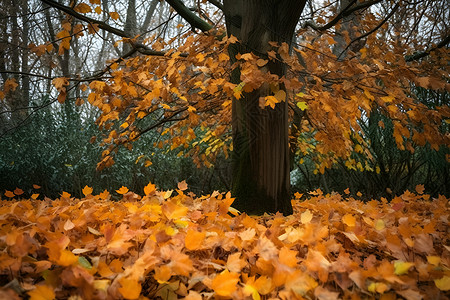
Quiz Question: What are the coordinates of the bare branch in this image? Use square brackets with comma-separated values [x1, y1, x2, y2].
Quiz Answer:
[303, 0, 382, 32]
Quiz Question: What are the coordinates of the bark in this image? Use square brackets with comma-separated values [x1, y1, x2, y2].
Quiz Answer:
[223, 0, 306, 215]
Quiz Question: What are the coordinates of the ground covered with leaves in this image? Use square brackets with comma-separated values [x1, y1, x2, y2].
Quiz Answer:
[0, 183, 449, 300]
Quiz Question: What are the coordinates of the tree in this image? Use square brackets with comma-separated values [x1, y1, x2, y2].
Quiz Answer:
[2, 0, 449, 214]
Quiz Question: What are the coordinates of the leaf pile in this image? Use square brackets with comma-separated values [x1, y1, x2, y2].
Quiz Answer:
[0, 183, 449, 299]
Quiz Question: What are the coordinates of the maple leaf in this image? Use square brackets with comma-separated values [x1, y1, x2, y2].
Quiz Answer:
[185, 229, 206, 250]
[211, 270, 240, 297]
[3, 78, 18, 93]
[177, 180, 188, 191]
[82, 185, 93, 196]
[116, 186, 129, 194]
[52, 77, 69, 91]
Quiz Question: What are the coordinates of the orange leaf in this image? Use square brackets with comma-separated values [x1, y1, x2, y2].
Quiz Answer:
[33, 184, 41, 189]
[28, 284, 55, 300]
[342, 214, 356, 227]
[109, 12, 119, 20]
[177, 180, 188, 191]
[211, 270, 240, 297]
[279, 247, 298, 268]
[185, 229, 206, 250]
[415, 184, 425, 194]
[82, 185, 93, 196]
[143, 182, 156, 195]
[118, 277, 142, 299]
[14, 188, 24, 195]
[116, 186, 129, 194]
[52, 77, 68, 91]
[4, 190, 15, 198]
[74, 3, 92, 13]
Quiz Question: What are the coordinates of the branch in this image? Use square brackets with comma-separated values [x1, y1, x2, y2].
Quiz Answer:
[303, 0, 382, 32]
[337, 2, 400, 60]
[40, 0, 167, 56]
[405, 34, 450, 62]
[206, 0, 223, 11]
[165, 0, 213, 32]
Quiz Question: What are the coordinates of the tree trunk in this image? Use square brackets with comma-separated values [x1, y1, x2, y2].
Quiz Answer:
[223, 0, 306, 215]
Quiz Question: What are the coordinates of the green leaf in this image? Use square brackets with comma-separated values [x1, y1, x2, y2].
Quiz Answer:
[78, 257, 92, 269]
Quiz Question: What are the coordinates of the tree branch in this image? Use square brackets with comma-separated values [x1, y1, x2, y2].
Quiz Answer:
[405, 34, 450, 62]
[303, 0, 382, 32]
[337, 2, 400, 60]
[206, 0, 223, 11]
[40, 0, 167, 56]
[165, 0, 213, 32]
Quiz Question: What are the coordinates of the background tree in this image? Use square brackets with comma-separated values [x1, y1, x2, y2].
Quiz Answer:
[1, 0, 448, 214]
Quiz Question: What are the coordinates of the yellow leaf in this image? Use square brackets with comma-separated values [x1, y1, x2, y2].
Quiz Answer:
[426, 256, 440, 266]
[435, 276, 450, 291]
[116, 186, 129, 194]
[28, 284, 55, 300]
[144, 160, 152, 167]
[300, 209, 313, 224]
[394, 261, 414, 275]
[74, 3, 92, 13]
[82, 185, 93, 196]
[211, 270, 240, 297]
[93, 279, 110, 292]
[244, 284, 261, 300]
[31, 193, 39, 199]
[374, 219, 385, 231]
[342, 214, 356, 227]
[296, 101, 308, 111]
[118, 277, 142, 299]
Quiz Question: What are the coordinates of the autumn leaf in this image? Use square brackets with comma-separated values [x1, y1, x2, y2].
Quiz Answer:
[4, 190, 15, 198]
[434, 276, 450, 291]
[52, 77, 68, 91]
[342, 214, 356, 227]
[13, 188, 24, 195]
[109, 12, 119, 20]
[74, 3, 92, 13]
[28, 284, 55, 300]
[296, 101, 308, 111]
[394, 261, 414, 275]
[300, 209, 313, 224]
[211, 270, 240, 297]
[185, 229, 206, 250]
[82, 185, 93, 196]
[118, 277, 142, 299]
[116, 186, 129, 194]
[177, 180, 188, 191]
